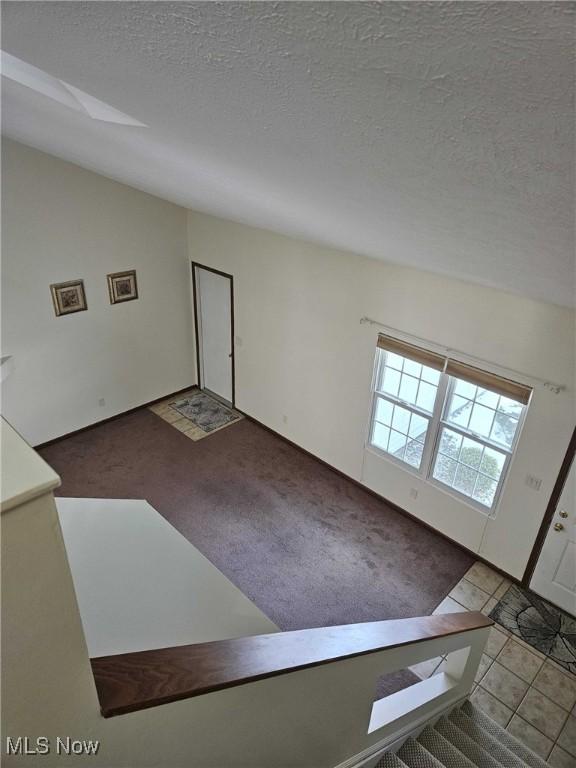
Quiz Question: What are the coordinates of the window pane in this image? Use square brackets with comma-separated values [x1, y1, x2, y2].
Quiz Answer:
[454, 379, 476, 399]
[473, 477, 498, 507]
[460, 437, 483, 469]
[372, 423, 390, 452]
[375, 398, 393, 426]
[490, 410, 519, 449]
[468, 403, 495, 439]
[438, 428, 462, 459]
[498, 396, 523, 417]
[371, 401, 428, 470]
[453, 464, 477, 497]
[392, 404, 411, 434]
[433, 428, 503, 509]
[379, 350, 440, 416]
[421, 366, 440, 385]
[447, 395, 472, 428]
[476, 388, 499, 409]
[409, 413, 429, 442]
[480, 446, 506, 480]
[405, 440, 424, 469]
[433, 454, 458, 485]
[389, 430, 407, 459]
[382, 367, 401, 397]
[385, 352, 404, 371]
[398, 374, 419, 405]
[416, 381, 437, 413]
[403, 359, 422, 378]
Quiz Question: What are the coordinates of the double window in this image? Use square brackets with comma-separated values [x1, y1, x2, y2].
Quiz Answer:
[369, 335, 531, 513]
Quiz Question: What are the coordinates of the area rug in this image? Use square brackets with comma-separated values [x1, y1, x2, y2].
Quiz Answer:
[489, 584, 576, 675]
[149, 388, 243, 441]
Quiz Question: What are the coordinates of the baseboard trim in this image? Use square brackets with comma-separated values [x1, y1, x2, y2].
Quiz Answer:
[238, 411, 521, 588]
[35, 384, 197, 449]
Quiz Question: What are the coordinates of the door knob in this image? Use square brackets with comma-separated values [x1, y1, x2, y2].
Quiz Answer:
[559, 510, 568, 518]
[554, 522, 565, 532]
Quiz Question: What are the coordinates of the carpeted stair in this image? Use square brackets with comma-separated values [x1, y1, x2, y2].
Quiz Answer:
[377, 701, 549, 768]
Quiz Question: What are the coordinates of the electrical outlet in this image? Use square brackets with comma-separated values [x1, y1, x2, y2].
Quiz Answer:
[409, 488, 418, 500]
[282, 415, 288, 424]
[235, 335, 243, 348]
[98, 398, 106, 407]
[525, 474, 542, 491]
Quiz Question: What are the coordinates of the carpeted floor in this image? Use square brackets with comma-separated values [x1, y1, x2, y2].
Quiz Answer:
[40, 409, 474, 696]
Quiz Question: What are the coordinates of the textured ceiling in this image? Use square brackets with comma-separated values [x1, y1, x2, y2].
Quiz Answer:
[2, 2, 574, 306]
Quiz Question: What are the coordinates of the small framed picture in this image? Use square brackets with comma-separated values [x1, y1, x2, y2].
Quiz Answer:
[107, 270, 138, 304]
[50, 279, 87, 317]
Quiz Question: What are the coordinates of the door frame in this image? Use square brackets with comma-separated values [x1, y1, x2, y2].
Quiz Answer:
[523, 426, 576, 587]
[191, 261, 235, 407]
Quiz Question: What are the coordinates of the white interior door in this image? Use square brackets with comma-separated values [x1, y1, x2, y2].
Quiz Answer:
[531, 458, 576, 615]
[195, 266, 233, 405]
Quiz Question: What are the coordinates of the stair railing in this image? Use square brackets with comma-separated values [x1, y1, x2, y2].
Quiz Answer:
[91, 611, 492, 767]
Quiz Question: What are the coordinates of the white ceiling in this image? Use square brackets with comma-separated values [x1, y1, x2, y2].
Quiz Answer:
[2, 2, 574, 306]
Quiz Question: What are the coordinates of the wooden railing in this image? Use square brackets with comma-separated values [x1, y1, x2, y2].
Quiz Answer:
[91, 611, 492, 718]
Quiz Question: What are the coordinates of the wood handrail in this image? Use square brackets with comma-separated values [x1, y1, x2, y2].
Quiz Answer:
[91, 612, 492, 717]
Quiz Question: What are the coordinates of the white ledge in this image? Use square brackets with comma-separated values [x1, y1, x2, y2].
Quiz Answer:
[368, 673, 458, 734]
[1, 418, 60, 513]
[57, 498, 279, 656]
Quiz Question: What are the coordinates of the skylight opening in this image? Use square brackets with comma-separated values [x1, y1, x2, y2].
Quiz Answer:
[1, 50, 146, 127]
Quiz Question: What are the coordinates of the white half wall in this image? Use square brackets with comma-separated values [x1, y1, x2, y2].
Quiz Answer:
[187, 210, 575, 578]
[57, 497, 277, 657]
[1, 140, 196, 444]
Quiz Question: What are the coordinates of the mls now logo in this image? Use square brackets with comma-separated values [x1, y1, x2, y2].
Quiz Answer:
[6, 736, 100, 756]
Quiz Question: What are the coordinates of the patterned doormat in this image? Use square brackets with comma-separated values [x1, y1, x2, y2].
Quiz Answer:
[489, 584, 576, 675]
[149, 388, 243, 441]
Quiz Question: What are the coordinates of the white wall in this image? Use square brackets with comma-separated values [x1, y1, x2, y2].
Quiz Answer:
[1, 140, 196, 445]
[187, 210, 575, 578]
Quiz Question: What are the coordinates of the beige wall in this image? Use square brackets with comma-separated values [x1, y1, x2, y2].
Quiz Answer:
[187, 210, 575, 577]
[1, 140, 196, 445]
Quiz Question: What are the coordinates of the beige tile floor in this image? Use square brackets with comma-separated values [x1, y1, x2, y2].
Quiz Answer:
[410, 561, 576, 766]
[149, 388, 243, 441]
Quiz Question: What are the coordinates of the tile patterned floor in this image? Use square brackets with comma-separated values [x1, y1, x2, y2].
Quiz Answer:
[410, 561, 576, 766]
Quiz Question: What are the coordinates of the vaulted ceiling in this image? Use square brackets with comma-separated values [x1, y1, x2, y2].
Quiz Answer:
[2, 2, 574, 306]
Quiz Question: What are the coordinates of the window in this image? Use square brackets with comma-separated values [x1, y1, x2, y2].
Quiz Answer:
[369, 335, 531, 513]
[371, 352, 440, 470]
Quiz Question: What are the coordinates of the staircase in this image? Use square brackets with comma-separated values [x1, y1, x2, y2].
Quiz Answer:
[378, 700, 548, 768]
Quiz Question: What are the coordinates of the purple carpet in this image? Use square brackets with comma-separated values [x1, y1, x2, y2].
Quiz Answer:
[40, 409, 474, 696]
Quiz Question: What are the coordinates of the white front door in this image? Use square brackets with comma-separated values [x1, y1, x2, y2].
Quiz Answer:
[531, 459, 576, 616]
[194, 265, 233, 405]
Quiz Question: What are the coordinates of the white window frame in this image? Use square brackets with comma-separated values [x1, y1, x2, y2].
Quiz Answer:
[426, 377, 525, 513]
[368, 351, 448, 477]
[367, 348, 528, 516]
